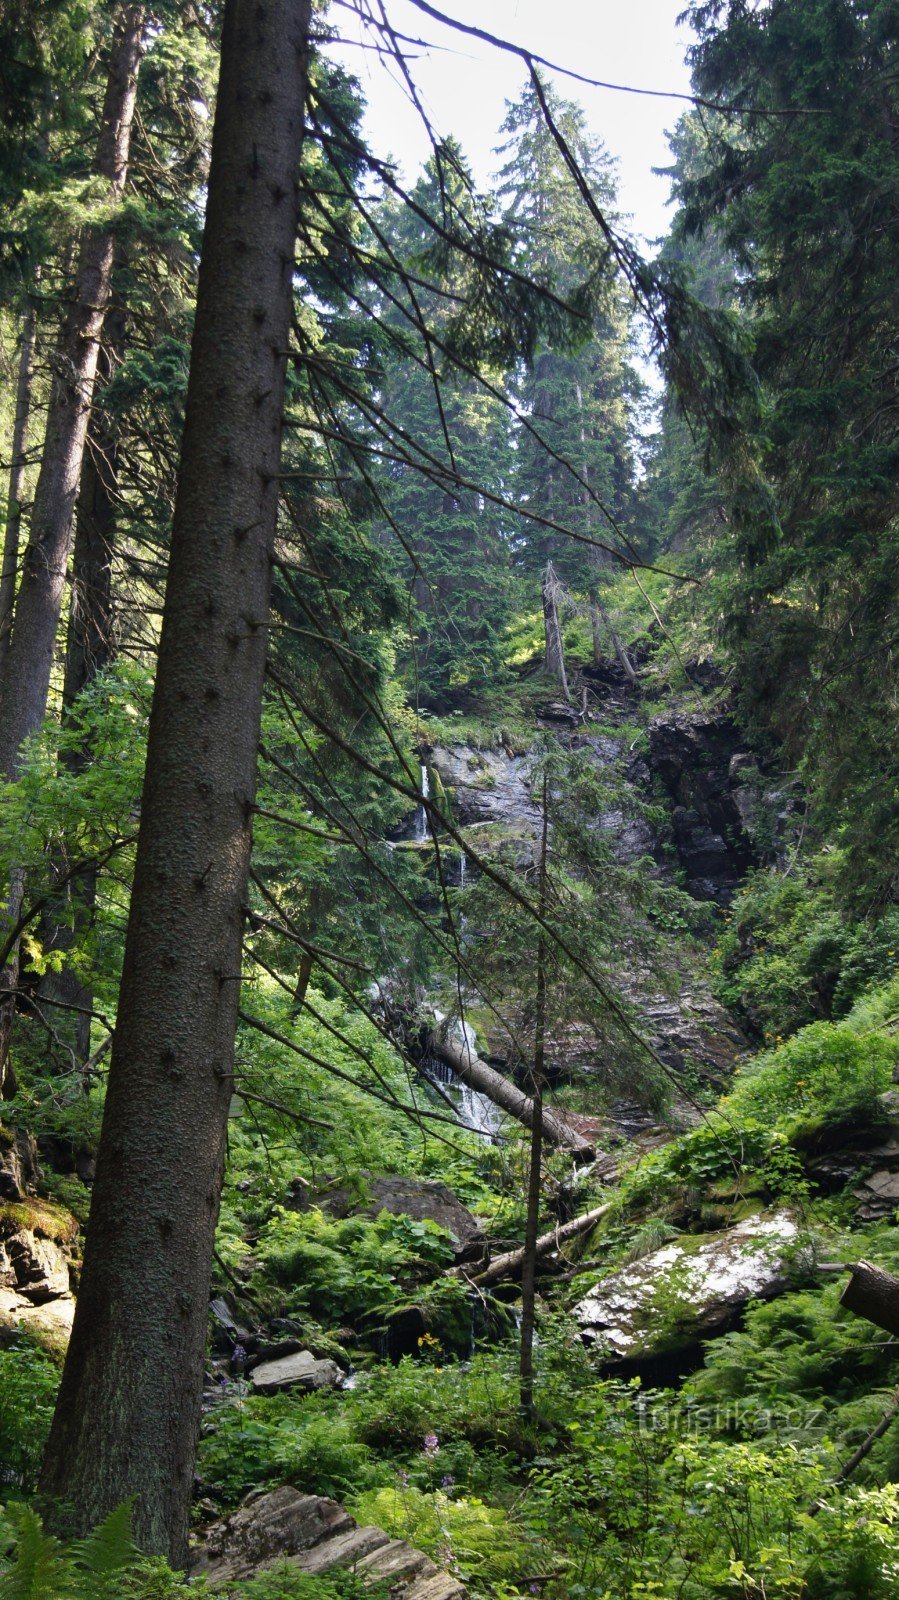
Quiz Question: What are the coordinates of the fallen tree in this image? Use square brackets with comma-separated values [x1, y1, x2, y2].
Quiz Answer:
[427, 1028, 594, 1155]
[840, 1258, 899, 1337]
[467, 1202, 613, 1288]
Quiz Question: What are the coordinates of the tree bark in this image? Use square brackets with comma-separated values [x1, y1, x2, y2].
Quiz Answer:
[39, 0, 312, 1564]
[0, 288, 38, 679]
[541, 560, 569, 698]
[840, 1259, 899, 1337]
[0, 3, 144, 1093]
[520, 779, 548, 1412]
[36, 297, 125, 1070]
[0, 2, 144, 783]
[471, 1202, 613, 1288]
[428, 1028, 593, 1154]
[592, 588, 638, 686]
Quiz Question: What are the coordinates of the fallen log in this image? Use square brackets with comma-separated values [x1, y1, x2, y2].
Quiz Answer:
[469, 1202, 613, 1287]
[840, 1259, 899, 1337]
[428, 1030, 594, 1155]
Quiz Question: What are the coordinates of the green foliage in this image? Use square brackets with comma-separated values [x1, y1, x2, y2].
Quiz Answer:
[673, 0, 899, 905]
[198, 1387, 386, 1508]
[227, 1566, 388, 1600]
[726, 1022, 897, 1141]
[0, 1344, 59, 1495]
[713, 869, 849, 1038]
[352, 1484, 532, 1590]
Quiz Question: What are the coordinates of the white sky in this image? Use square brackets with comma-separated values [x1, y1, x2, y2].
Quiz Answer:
[329, 0, 697, 250]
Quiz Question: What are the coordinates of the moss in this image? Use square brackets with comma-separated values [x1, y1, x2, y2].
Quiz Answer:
[0, 1198, 78, 1244]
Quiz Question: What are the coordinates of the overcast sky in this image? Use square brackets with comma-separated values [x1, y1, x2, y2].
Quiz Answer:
[329, 0, 697, 249]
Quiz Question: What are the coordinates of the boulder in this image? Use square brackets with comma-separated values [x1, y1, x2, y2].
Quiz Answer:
[249, 1350, 342, 1395]
[573, 1211, 802, 1361]
[0, 1285, 75, 1358]
[297, 1173, 485, 1265]
[192, 1486, 466, 1598]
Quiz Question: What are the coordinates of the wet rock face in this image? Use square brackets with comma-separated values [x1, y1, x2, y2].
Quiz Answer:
[647, 714, 756, 903]
[427, 744, 540, 832]
[427, 737, 654, 864]
[192, 1486, 467, 1598]
[573, 1212, 802, 1363]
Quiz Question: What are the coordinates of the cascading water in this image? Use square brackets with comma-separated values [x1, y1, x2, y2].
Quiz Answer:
[413, 762, 430, 842]
[426, 1018, 503, 1139]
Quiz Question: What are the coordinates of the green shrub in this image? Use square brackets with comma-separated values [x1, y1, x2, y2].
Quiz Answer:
[0, 1501, 192, 1599]
[726, 1022, 897, 1136]
[0, 1344, 59, 1495]
[198, 1389, 386, 1508]
[251, 1207, 455, 1325]
[713, 869, 848, 1037]
[351, 1484, 533, 1590]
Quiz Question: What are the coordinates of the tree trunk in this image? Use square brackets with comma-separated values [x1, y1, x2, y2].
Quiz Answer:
[541, 560, 569, 698]
[520, 782, 548, 1412]
[37, 317, 123, 1070]
[0, 3, 144, 1093]
[471, 1202, 612, 1287]
[592, 588, 638, 686]
[39, 0, 312, 1564]
[840, 1259, 899, 1337]
[428, 1029, 593, 1154]
[0, 288, 38, 678]
[0, 1, 144, 783]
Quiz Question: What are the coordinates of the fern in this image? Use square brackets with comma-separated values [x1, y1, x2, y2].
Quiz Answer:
[68, 1499, 138, 1588]
[0, 1503, 78, 1600]
[0, 1501, 140, 1600]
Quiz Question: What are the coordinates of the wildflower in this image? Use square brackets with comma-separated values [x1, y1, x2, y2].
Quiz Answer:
[423, 1431, 439, 1456]
[441, 1474, 454, 1489]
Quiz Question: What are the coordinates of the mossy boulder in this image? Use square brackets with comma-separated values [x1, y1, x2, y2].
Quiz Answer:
[0, 1197, 78, 1305]
[573, 1211, 807, 1363]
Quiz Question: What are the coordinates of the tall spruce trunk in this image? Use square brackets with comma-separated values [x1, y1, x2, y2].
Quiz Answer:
[39, 0, 313, 1562]
[0, 3, 144, 1092]
[0, 289, 38, 677]
[37, 316, 123, 1069]
[520, 780, 548, 1412]
[0, 2, 144, 781]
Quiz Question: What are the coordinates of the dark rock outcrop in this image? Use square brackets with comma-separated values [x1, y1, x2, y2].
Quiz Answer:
[647, 713, 755, 902]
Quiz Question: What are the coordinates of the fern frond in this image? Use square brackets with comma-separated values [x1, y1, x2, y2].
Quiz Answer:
[0, 1502, 77, 1600]
[69, 1499, 137, 1578]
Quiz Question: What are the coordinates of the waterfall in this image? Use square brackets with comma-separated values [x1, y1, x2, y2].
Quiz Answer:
[425, 1015, 503, 1139]
[413, 762, 430, 842]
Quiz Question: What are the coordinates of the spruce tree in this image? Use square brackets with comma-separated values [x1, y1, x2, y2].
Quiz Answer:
[38, 0, 313, 1558]
[498, 82, 640, 662]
